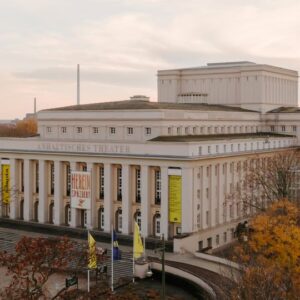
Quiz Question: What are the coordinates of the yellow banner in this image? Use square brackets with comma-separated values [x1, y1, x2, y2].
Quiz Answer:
[134, 222, 144, 259]
[169, 175, 182, 223]
[2, 165, 10, 204]
[88, 232, 97, 269]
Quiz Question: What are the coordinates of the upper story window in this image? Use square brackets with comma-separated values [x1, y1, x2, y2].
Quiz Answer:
[61, 127, 67, 133]
[193, 127, 197, 134]
[270, 125, 275, 132]
[177, 127, 181, 135]
[168, 127, 172, 134]
[145, 127, 151, 135]
[185, 127, 189, 134]
[127, 127, 133, 135]
[208, 145, 211, 154]
[93, 127, 99, 134]
[292, 125, 297, 132]
[281, 126, 285, 132]
[76, 127, 82, 134]
[110, 127, 116, 135]
[47, 127, 52, 133]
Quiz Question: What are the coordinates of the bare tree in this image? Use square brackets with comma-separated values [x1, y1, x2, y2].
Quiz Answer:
[225, 150, 300, 216]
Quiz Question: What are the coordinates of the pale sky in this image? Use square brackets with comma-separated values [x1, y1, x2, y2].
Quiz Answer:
[1, 0, 300, 119]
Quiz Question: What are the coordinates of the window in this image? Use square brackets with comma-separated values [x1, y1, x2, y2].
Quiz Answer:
[117, 167, 122, 201]
[66, 165, 71, 196]
[224, 145, 226, 152]
[155, 170, 161, 205]
[136, 169, 141, 203]
[145, 127, 151, 135]
[216, 234, 220, 246]
[110, 127, 116, 134]
[231, 144, 234, 152]
[216, 145, 219, 153]
[207, 237, 212, 248]
[177, 127, 181, 134]
[208, 146, 211, 154]
[127, 127, 133, 135]
[61, 127, 67, 133]
[93, 127, 99, 134]
[223, 232, 227, 242]
[99, 167, 104, 199]
[206, 210, 209, 225]
[293, 125, 297, 132]
[185, 127, 189, 134]
[47, 127, 52, 133]
[198, 146, 202, 155]
[76, 127, 82, 133]
[168, 127, 171, 134]
[50, 164, 54, 195]
[282, 125, 285, 132]
[193, 127, 197, 134]
[271, 125, 275, 132]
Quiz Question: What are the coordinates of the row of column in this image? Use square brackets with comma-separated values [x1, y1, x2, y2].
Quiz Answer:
[7, 158, 195, 239]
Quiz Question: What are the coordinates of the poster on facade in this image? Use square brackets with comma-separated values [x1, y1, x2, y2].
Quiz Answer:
[71, 171, 91, 209]
[1, 165, 10, 204]
[168, 175, 182, 223]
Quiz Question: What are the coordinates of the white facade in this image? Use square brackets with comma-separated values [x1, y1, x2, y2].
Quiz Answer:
[158, 61, 298, 112]
[0, 61, 300, 252]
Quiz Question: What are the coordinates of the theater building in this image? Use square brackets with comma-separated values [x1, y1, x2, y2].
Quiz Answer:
[0, 61, 299, 252]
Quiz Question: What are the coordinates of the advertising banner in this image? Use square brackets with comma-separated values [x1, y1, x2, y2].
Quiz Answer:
[1, 165, 10, 204]
[71, 171, 91, 209]
[168, 175, 182, 223]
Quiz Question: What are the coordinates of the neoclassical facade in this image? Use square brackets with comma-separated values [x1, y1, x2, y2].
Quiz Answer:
[0, 62, 299, 252]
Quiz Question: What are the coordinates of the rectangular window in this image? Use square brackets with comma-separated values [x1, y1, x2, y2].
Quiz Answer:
[168, 127, 171, 134]
[50, 163, 54, 195]
[208, 146, 211, 154]
[270, 125, 275, 132]
[47, 127, 52, 133]
[193, 127, 197, 134]
[136, 168, 141, 203]
[216, 145, 219, 153]
[93, 127, 99, 134]
[198, 146, 202, 155]
[35, 162, 39, 193]
[216, 234, 220, 245]
[292, 125, 297, 132]
[76, 127, 82, 133]
[61, 127, 67, 133]
[282, 125, 285, 132]
[66, 165, 71, 196]
[224, 144, 226, 152]
[155, 170, 161, 205]
[99, 167, 104, 199]
[117, 167, 122, 201]
[127, 127, 133, 135]
[185, 127, 189, 134]
[145, 127, 151, 135]
[223, 232, 227, 242]
[110, 127, 116, 134]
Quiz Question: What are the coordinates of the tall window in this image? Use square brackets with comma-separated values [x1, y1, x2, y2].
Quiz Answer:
[99, 167, 104, 199]
[136, 169, 141, 203]
[35, 162, 39, 193]
[50, 164, 54, 195]
[61, 127, 67, 133]
[117, 167, 122, 201]
[110, 127, 116, 134]
[66, 165, 71, 196]
[155, 170, 161, 205]
[76, 127, 82, 133]
[47, 127, 52, 133]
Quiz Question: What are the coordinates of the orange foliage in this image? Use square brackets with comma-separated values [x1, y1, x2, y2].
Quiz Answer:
[232, 200, 300, 299]
[0, 118, 37, 137]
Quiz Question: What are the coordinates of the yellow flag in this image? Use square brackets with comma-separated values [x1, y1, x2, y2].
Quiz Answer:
[1, 165, 10, 204]
[134, 222, 144, 259]
[88, 232, 97, 269]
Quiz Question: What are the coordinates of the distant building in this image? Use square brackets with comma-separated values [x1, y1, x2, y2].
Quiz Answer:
[0, 62, 299, 252]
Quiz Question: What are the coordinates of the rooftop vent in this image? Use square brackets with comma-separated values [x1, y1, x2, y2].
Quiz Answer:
[130, 95, 150, 102]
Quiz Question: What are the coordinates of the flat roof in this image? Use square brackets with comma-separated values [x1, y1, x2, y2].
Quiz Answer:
[42, 100, 257, 113]
[150, 132, 294, 142]
[267, 107, 300, 113]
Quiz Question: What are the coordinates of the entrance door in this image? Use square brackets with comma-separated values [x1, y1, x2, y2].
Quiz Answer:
[34, 201, 39, 222]
[20, 199, 24, 220]
[98, 207, 104, 231]
[49, 203, 54, 224]
[80, 210, 87, 228]
[154, 214, 161, 237]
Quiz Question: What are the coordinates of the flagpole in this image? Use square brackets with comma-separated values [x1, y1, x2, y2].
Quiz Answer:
[111, 223, 114, 292]
[133, 227, 135, 284]
[87, 230, 90, 293]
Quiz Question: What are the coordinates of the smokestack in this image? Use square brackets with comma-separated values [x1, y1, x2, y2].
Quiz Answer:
[34, 97, 37, 114]
[77, 64, 80, 105]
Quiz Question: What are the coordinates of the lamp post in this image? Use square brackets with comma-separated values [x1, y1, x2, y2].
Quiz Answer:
[161, 233, 166, 300]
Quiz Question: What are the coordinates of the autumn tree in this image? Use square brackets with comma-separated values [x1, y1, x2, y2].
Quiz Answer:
[0, 118, 37, 137]
[0, 236, 80, 299]
[230, 199, 300, 300]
